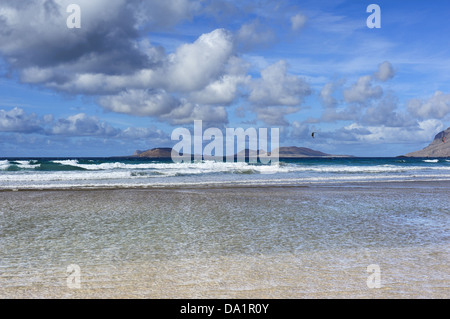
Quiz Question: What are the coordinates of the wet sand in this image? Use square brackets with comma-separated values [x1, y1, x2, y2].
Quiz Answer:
[0, 182, 449, 298]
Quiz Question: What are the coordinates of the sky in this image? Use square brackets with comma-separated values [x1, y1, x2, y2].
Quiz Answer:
[0, 0, 449, 157]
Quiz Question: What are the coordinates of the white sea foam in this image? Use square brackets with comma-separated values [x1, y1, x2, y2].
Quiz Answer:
[423, 159, 439, 163]
[53, 159, 80, 167]
[2, 159, 450, 190]
[13, 160, 40, 169]
[3, 172, 450, 191]
[0, 160, 41, 170]
[46, 160, 450, 174]
[0, 160, 10, 170]
[0, 170, 132, 182]
[51, 159, 277, 174]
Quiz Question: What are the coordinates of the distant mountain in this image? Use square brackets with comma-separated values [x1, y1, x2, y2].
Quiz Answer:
[132, 146, 352, 158]
[404, 127, 450, 157]
[276, 146, 331, 157]
[133, 148, 172, 158]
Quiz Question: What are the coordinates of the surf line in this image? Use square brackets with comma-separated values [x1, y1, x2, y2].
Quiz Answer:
[171, 120, 279, 164]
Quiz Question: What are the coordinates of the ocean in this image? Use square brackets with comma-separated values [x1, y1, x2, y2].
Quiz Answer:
[1, 156, 450, 190]
[0, 157, 449, 298]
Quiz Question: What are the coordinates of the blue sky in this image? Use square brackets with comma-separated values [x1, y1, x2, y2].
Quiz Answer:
[0, 0, 449, 157]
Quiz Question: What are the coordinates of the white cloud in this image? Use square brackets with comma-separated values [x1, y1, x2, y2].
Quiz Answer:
[164, 28, 235, 92]
[249, 60, 311, 106]
[0, 107, 42, 133]
[161, 102, 228, 126]
[321, 104, 360, 122]
[324, 117, 443, 147]
[189, 57, 251, 105]
[407, 91, 450, 120]
[291, 13, 307, 31]
[374, 61, 395, 82]
[362, 94, 416, 127]
[236, 19, 276, 50]
[291, 120, 310, 138]
[189, 74, 250, 105]
[116, 127, 166, 140]
[247, 60, 311, 126]
[253, 106, 299, 126]
[51, 113, 120, 137]
[320, 79, 345, 108]
[343, 75, 383, 104]
[0, 107, 170, 142]
[99, 89, 179, 117]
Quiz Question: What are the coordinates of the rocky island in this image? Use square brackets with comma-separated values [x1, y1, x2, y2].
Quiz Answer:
[404, 127, 450, 157]
[132, 146, 352, 159]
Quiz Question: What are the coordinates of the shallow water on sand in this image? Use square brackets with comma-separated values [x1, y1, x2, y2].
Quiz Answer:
[0, 182, 449, 298]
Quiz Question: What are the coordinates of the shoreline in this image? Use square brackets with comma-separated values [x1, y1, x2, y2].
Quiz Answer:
[1, 178, 450, 192]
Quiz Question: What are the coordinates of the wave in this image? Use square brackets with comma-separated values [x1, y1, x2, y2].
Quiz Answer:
[11, 160, 40, 169]
[2, 158, 450, 191]
[2, 159, 450, 175]
[3, 173, 450, 191]
[50, 159, 279, 174]
[0, 160, 40, 170]
[0, 160, 10, 170]
[50, 160, 450, 175]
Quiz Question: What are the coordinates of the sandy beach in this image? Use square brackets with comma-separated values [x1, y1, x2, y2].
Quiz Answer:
[1, 181, 449, 299]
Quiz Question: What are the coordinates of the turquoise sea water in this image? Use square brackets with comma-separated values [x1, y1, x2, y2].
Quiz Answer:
[0, 157, 449, 298]
[1, 157, 450, 190]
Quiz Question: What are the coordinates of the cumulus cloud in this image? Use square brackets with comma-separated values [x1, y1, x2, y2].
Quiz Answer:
[164, 28, 235, 92]
[316, 62, 414, 128]
[116, 127, 167, 140]
[0, 0, 150, 73]
[0, 1, 318, 129]
[249, 60, 311, 107]
[290, 120, 311, 138]
[323, 62, 394, 108]
[334, 120, 443, 145]
[361, 94, 416, 127]
[0, 1, 227, 95]
[0, 107, 42, 133]
[51, 113, 120, 137]
[161, 103, 228, 126]
[0, 107, 168, 141]
[320, 79, 345, 108]
[253, 106, 299, 126]
[248, 60, 311, 126]
[374, 61, 395, 82]
[236, 19, 277, 50]
[99, 89, 179, 117]
[290, 13, 307, 31]
[321, 104, 360, 122]
[98, 89, 228, 126]
[320, 82, 339, 108]
[343, 75, 383, 104]
[2, 20, 239, 125]
[407, 91, 450, 119]
[189, 73, 250, 105]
